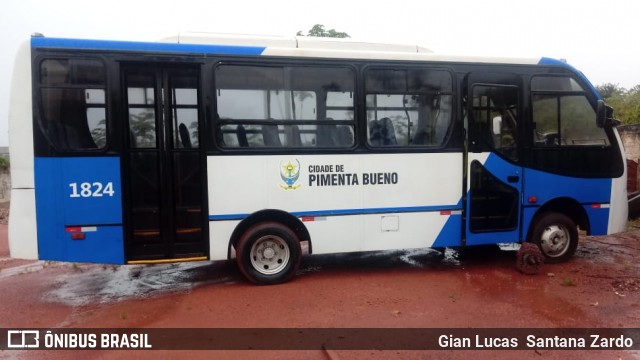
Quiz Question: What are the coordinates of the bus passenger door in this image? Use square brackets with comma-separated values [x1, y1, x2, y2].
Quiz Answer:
[123, 65, 208, 262]
[465, 74, 523, 245]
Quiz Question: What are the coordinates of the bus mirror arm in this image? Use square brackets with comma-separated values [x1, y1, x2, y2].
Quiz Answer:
[596, 100, 620, 128]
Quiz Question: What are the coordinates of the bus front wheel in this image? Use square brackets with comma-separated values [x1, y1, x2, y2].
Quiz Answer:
[529, 212, 578, 263]
[236, 222, 302, 285]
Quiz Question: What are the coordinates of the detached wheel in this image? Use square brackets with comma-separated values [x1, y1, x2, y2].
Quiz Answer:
[236, 222, 302, 285]
[529, 212, 578, 263]
[516, 242, 544, 275]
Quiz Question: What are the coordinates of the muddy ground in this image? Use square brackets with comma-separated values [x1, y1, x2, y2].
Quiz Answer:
[0, 222, 639, 359]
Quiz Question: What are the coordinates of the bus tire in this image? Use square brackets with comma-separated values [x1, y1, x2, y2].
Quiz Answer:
[529, 212, 578, 263]
[236, 222, 302, 285]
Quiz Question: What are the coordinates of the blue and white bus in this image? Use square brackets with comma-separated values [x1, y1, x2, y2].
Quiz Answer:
[8, 33, 627, 284]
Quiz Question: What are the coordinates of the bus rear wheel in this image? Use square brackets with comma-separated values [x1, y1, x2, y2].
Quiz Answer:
[529, 212, 578, 263]
[236, 222, 302, 285]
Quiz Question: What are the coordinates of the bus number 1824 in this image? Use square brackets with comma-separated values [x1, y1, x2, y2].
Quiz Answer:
[69, 182, 115, 198]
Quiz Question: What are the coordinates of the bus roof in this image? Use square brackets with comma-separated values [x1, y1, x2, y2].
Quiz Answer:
[164, 32, 434, 54]
[31, 33, 547, 66]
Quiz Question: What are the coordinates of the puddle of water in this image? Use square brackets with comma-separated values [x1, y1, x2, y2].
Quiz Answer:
[298, 247, 469, 275]
[46, 244, 521, 306]
[46, 261, 234, 306]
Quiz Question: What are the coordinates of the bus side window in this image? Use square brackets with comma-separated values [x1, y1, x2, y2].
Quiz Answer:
[336, 125, 353, 147]
[531, 76, 609, 147]
[285, 125, 302, 147]
[215, 65, 355, 149]
[365, 68, 453, 147]
[39, 59, 107, 151]
[178, 123, 192, 148]
[470, 85, 519, 162]
[529, 75, 619, 178]
[262, 124, 282, 147]
[237, 125, 249, 147]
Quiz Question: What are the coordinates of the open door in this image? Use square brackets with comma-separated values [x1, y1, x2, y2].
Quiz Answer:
[123, 65, 208, 262]
[465, 73, 523, 245]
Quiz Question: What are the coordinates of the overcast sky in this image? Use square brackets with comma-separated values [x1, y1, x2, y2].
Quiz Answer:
[1, 0, 639, 146]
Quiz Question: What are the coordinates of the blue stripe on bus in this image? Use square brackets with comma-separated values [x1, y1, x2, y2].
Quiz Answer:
[209, 205, 462, 221]
[31, 37, 266, 56]
[432, 213, 463, 247]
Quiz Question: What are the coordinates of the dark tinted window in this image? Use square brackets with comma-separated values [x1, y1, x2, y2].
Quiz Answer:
[39, 59, 107, 150]
[470, 85, 519, 162]
[529, 75, 622, 178]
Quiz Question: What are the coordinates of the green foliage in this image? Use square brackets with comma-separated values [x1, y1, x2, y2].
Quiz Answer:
[596, 83, 625, 99]
[129, 111, 156, 147]
[0, 157, 9, 172]
[596, 83, 640, 125]
[90, 118, 107, 148]
[297, 24, 350, 38]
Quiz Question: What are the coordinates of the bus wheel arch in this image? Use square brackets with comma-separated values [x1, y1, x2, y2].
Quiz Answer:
[527, 198, 586, 263]
[229, 209, 311, 257]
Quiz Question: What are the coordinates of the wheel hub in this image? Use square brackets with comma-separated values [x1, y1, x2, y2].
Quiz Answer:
[541, 225, 569, 256]
[262, 246, 276, 260]
[250, 235, 290, 275]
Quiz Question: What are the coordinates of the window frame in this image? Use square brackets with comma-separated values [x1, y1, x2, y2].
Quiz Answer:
[526, 73, 623, 178]
[36, 56, 110, 154]
[363, 65, 455, 150]
[469, 83, 521, 163]
[530, 75, 610, 148]
[212, 60, 357, 151]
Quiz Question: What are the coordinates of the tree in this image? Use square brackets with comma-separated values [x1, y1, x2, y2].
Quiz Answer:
[0, 157, 9, 172]
[597, 83, 640, 125]
[596, 83, 625, 99]
[129, 111, 156, 147]
[297, 24, 350, 38]
[90, 119, 107, 148]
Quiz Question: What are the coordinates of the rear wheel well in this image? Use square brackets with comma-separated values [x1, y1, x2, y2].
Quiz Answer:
[528, 197, 589, 239]
[228, 209, 311, 259]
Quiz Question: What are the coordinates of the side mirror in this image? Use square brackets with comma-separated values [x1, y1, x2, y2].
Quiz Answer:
[596, 100, 619, 127]
[606, 105, 618, 126]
